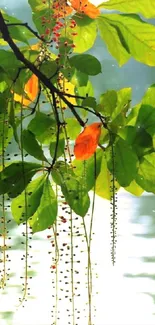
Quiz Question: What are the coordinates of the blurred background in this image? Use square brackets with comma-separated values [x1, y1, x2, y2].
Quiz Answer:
[1, 1, 155, 324]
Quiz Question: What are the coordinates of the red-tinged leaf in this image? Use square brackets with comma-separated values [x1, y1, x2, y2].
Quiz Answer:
[74, 122, 102, 160]
[70, 0, 100, 19]
[14, 74, 38, 107]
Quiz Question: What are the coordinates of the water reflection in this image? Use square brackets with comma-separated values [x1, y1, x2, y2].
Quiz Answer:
[1, 191, 155, 324]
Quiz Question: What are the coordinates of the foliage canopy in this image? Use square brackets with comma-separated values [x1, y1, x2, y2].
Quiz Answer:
[1, 0, 155, 322]
[0, 0, 155, 232]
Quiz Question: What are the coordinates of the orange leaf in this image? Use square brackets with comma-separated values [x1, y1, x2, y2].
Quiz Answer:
[53, 0, 73, 18]
[70, 0, 100, 19]
[13, 74, 38, 107]
[53, 0, 100, 19]
[74, 122, 102, 160]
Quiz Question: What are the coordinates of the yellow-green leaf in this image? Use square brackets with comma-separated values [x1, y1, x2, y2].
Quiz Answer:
[100, 14, 155, 66]
[99, 0, 155, 19]
[124, 180, 144, 196]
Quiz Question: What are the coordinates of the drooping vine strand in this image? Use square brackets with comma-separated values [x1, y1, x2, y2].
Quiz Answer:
[0, 11, 109, 133]
[110, 137, 117, 266]
[82, 153, 97, 325]
[0, 113, 7, 288]
[0, 11, 85, 128]
[17, 96, 29, 306]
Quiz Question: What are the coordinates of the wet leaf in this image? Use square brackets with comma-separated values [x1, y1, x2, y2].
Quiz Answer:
[136, 153, 155, 193]
[65, 118, 81, 140]
[106, 137, 138, 187]
[69, 16, 97, 53]
[97, 16, 130, 66]
[11, 174, 45, 224]
[99, 14, 155, 66]
[73, 149, 103, 191]
[28, 112, 56, 144]
[70, 54, 102, 76]
[60, 174, 90, 217]
[99, 0, 155, 19]
[49, 132, 65, 159]
[29, 178, 57, 233]
[22, 129, 48, 162]
[0, 114, 13, 155]
[124, 179, 144, 196]
[95, 154, 120, 200]
[0, 161, 42, 198]
[0, 12, 34, 45]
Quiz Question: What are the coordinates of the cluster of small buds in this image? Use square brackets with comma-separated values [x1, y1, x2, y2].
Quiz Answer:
[40, 1, 78, 49]
[52, 20, 64, 42]
[40, 12, 53, 39]
[70, 19, 77, 28]
[59, 216, 67, 223]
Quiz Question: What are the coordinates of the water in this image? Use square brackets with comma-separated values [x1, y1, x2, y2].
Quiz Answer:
[1, 1, 155, 324]
[1, 191, 155, 325]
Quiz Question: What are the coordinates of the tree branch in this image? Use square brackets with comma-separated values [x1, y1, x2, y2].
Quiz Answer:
[6, 22, 48, 43]
[0, 11, 85, 127]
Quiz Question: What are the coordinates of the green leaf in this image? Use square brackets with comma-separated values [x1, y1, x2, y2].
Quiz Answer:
[135, 104, 155, 147]
[99, 90, 118, 115]
[75, 80, 94, 108]
[28, 112, 56, 144]
[40, 60, 58, 80]
[22, 129, 48, 162]
[0, 69, 8, 93]
[29, 178, 57, 233]
[1, 12, 34, 45]
[60, 174, 90, 217]
[100, 14, 155, 66]
[136, 153, 155, 193]
[0, 161, 42, 198]
[95, 154, 120, 200]
[11, 174, 45, 224]
[141, 84, 155, 107]
[0, 114, 13, 155]
[22, 48, 40, 63]
[8, 100, 19, 144]
[99, 0, 155, 19]
[124, 180, 144, 196]
[113, 88, 132, 120]
[10, 68, 32, 95]
[65, 118, 81, 140]
[126, 104, 141, 126]
[69, 16, 97, 53]
[52, 162, 90, 216]
[52, 161, 74, 186]
[106, 137, 138, 187]
[0, 50, 22, 81]
[62, 66, 88, 87]
[99, 88, 131, 127]
[49, 132, 65, 158]
[69, 54, 102, 76]
[28, 0, 55, 38]
[118, 125, 153, 157]
[97, 16, 130, 66]
[82, 97, 97, 109]
[73, 149, 103, 191]
[127, 84, 155, 126]
[0, 89, 10, 114]
[59, 37, 74, 56]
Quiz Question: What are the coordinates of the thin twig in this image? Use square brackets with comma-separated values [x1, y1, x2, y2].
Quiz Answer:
[7, 22, 48, 43]
[49, 91, 61, 170]
[0, 11, 85, 127]
[31, 84, 42, 114]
